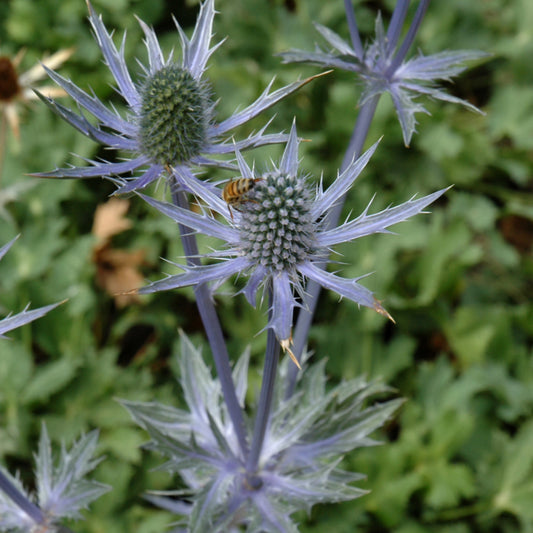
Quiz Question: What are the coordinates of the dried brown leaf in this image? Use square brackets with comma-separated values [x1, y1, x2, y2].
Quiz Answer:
[92, 198, 132, 245]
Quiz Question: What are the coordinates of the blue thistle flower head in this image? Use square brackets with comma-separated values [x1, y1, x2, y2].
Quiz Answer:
[279, 0, 488, 146]
[138, 122, 448, 346]
[123, 333, 402, 532]
[34, 0, 321, 193]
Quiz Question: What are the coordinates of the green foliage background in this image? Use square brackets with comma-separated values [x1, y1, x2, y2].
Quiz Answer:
[1, 0, 532, 531]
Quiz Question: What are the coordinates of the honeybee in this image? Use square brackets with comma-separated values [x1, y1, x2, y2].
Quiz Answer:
[222, 177, 262, 219]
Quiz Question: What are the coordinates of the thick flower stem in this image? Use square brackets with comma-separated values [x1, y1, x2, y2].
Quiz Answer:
[171, 185, 249, 457]
[286, 95, 380, 397]
[246, 295, 280, 476]
[0, 470, 44, 526]
[339, 96, 381, 175]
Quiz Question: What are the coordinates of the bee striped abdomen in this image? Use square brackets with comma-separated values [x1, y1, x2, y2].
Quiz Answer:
[222, 178, 261, 208]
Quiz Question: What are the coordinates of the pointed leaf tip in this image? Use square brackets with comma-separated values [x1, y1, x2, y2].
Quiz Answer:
[280, 338, 301, 370]
[373, 298, 395, 323]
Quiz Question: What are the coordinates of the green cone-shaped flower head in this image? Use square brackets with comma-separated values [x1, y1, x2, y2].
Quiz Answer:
[139, 65, 211, 167]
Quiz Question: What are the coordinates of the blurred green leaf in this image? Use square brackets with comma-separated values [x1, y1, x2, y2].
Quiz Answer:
[21, 358, 79, 404]
[489, 86, 533, 150]
[493, 421, 533, 527]
[425, 461, 476, 508]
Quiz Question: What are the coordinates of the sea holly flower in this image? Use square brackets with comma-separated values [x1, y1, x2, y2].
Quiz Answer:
[0, 46, 73, 141]
[0, 239, 82, 532]
[0, 240, 106, 531]
[34, 0, 323, 193]
[137, 123, 447, 347]
[33, 427, 109, 523]
[279, 0, 486, 146]
[0, 426, 109, 532]
[123, 333, 402, 532]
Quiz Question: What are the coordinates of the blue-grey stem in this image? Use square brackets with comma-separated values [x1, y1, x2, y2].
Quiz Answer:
[339, 96, 381, 174]
[0, 469, 44, 525]
[387, 0, 430, 75]
[286, 96, 379, 397]
[344, 0, 364, 59]
[171, 185, 249, 457]
[386, 0, 410, 54]
[246, 292, 280, 477]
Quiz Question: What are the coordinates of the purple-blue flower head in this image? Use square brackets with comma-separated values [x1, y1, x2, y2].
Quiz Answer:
[280, 1, 487, 146]
[34, 0, 321, 193]
[138, 122, 448, 346]
[123, 334, 402, 532]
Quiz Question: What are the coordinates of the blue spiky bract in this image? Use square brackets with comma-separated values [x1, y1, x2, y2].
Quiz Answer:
[34, 0, 323, 193]
[279, 1, 487, 146]
[138, 124, 448, 343]
[123, 333, 402, 532]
